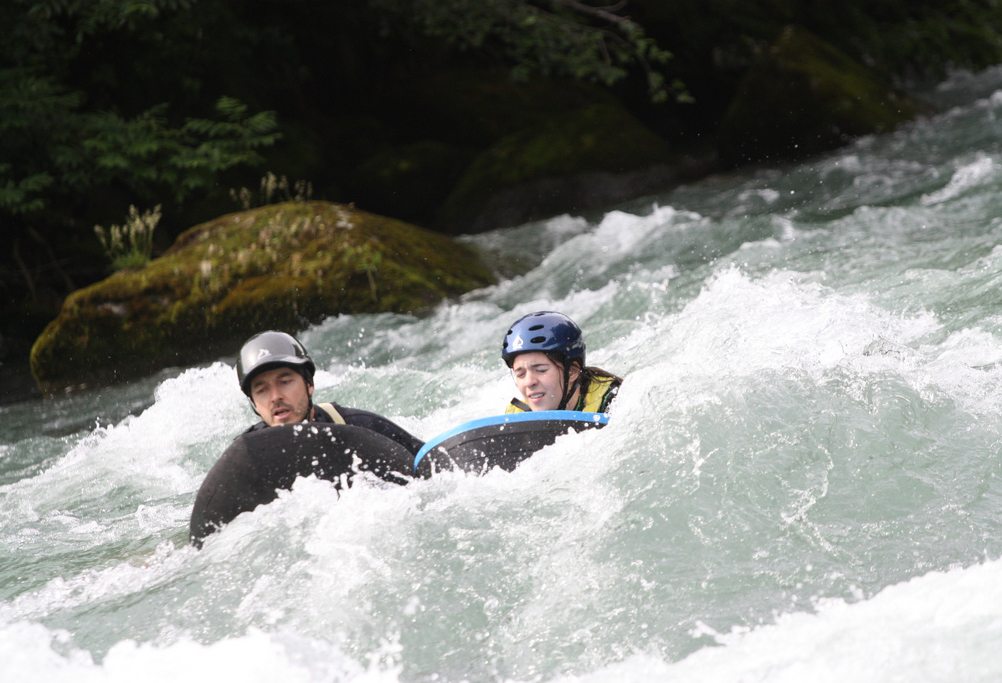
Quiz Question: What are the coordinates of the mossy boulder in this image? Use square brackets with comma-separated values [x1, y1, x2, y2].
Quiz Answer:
[437, 103, 680, 234]
[717, 25, 919, 167]
[30, 201, 495, 395]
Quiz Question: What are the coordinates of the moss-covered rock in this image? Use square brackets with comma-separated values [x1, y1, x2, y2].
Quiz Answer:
[717, 25, 919, 167]
[30, 201, 494, 394]
[437, 103, 680, 233]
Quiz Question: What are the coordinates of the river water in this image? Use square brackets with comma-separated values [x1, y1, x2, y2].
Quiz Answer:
[5, 68, 1002, 682]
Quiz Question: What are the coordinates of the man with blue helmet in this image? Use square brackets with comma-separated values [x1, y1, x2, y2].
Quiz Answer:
[236, 330, 424, 455]
[501, 311, 621, 413]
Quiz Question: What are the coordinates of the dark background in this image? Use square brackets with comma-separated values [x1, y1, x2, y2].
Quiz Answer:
[4, 0, 1002, 401]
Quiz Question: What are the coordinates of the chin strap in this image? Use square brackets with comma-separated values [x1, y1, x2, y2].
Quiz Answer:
[556, 362, 581, 411]
[303, 370, 316, 420]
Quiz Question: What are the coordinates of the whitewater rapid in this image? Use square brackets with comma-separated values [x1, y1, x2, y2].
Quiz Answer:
[4, 67, 1002, 682]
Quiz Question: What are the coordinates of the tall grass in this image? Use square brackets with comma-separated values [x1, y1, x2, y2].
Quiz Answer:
[230, 172, 313, 210]
[94, 205, 161, 271]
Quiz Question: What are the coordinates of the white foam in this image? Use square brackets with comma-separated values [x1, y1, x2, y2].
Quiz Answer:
[553, 559, 1002, 683]
[8, 80, 1002, 683]
[920, 154, 997, 205]
[0, 621, 398, 683]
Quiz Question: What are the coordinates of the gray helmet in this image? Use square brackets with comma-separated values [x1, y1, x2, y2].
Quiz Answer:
[237, 331, 316, 396]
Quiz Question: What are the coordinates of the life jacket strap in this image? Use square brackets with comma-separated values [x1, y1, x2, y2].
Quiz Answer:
[509, 398, 531, 412]
[316, 402, 346, 424]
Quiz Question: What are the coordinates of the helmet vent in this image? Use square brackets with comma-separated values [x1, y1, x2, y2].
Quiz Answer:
[528, 324, 544, 331]
[530, 336, 546, 343]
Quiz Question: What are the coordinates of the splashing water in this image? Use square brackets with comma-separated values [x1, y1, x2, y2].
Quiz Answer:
[5, 70, 1002, 682]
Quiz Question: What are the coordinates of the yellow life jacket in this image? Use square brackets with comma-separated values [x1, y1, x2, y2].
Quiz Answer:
[505, 368, 621, 414]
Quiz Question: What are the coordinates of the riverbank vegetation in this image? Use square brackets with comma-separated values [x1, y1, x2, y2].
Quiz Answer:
[4, 0, 1002, 394]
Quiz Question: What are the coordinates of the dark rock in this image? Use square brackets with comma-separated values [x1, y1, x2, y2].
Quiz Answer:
[392, 69, 619, 148]
[350, 140, 476, 225]
[717, 25, 919, 167]
[436, 103, 682, 233]
[442, 165, 690, 236]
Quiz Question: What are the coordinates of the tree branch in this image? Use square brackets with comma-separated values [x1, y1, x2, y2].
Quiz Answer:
[12, 239, 37, 302]
[548, 0, 637, 29]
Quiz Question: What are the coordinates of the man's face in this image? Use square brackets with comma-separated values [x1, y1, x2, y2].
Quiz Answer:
[249, 366, 313, 426]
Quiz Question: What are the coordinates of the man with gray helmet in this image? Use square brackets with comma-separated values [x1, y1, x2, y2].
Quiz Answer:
[237, 330, 424, 455]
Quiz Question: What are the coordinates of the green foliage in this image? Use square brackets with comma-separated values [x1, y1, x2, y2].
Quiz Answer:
[0, 3, 279, 213]
[370, 0, 684, 103]
[855, 1, 1002, 77]
[4, 0, 1002, 349]
[77, 97, 279, 203]
[0, 167, 52, 215]
[94, 204, 161, 271]
[0, 79, 279, 217]
[669, 0, 1002, 81]
[347, 243, 384, 302]
[0, 0, 280, 315]
[21, 0, 197, 34]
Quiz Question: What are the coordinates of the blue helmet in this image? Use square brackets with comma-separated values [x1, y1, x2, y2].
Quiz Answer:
[501, 311, 586, 368]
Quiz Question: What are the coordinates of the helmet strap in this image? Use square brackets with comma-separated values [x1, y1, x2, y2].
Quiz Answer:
[556, 359, 581, 411]
[304, 374, 316, 421]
